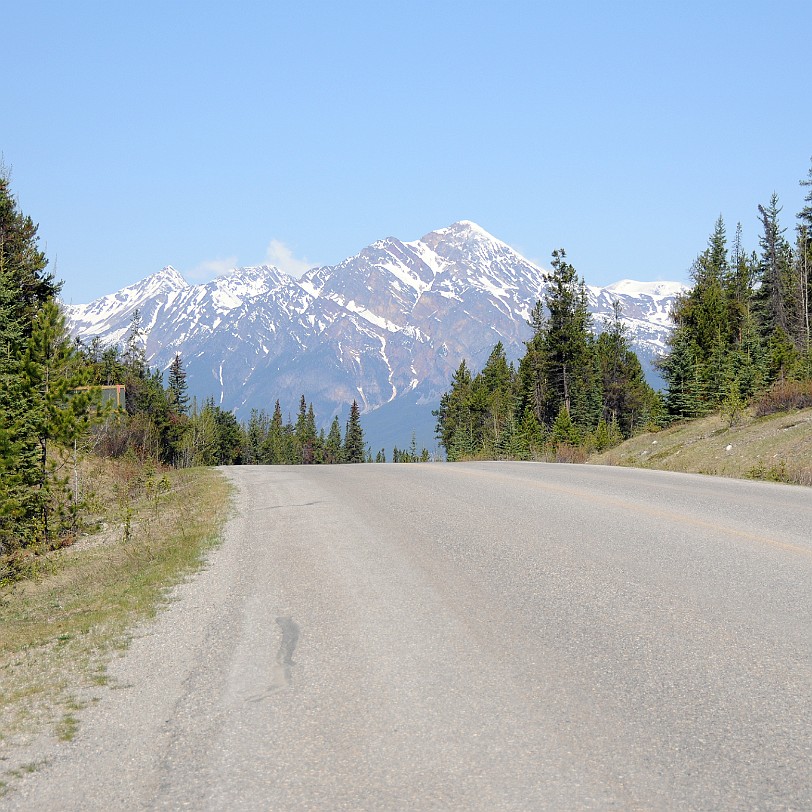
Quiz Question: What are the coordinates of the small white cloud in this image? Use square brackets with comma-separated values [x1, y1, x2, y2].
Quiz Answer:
[187, 256, 238, 282]
[266, 239, 312, 278]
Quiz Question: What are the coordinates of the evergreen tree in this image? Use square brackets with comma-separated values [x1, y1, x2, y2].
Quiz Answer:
[595, 301, 660, 435]
[754, 194, 794, 342]
[122, 309, 147, 380]
[660, 329, 706, 419]
[797, 157, 812, 359]
[551, 404, 580, 446]
[22, 301, 97, 538]
[343, 400, 365, 463]
[793, 224, 811, 359]
[540, 249, 593, 421]
[727, 223, 756, 344]
[261, 400, 285, 464]
[516, 301, 550, 426]
[304, 402, 318, 464]
[517, 407, 545, 456]
[244, 408, 270, 465]
[210, 403, 243, 465]
[476, 342, 515, 453]
[663, 218, 745, 415]
[325, 415, 344, 463]
[292, 395, 309, 463]
[0, 171, 61, 552]
[434, 360, 474, 453]
[167, 352, 189, 415]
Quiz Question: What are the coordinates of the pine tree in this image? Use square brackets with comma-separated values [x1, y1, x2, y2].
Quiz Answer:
[304, 402, 318, 464]
[791, 167, 811, 363]
[551, 404, 580, 446]
[343, 400, 365, 463]
[325, 415, 344, 463]
[434, 360, 474, 454]
[516, 249, 596, 434]
[660, 329, 706, 419]
[594, 301, 660, 435]
[797, 156, 812, 350]
[517, 407, 545, 456]
[793, 224, 811, 359]
[0, 170, 61, 553]
[244, 408, 270, 465]
[727, 223, 756, 344]
[261, 400, 285, 463]
[123, 309, 147, 379]
[477, 342, 515, 453]
[22, 301, 97, 539]
[541, 249, 593, 421]
[516, 302, 550, 426]
[167, 353, 189, 415]
[754, 194, 794, 342]
[663, 218, 742, 414]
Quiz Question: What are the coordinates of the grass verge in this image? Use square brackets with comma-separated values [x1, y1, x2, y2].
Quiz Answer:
[0, 465, 231, 789]
[590, 407, 812, 485]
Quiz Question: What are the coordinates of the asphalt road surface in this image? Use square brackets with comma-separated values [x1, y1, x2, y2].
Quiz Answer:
[7, 463, 812, 810]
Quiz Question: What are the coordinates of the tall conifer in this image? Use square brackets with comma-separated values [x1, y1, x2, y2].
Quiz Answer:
[344, 400, 365, 463]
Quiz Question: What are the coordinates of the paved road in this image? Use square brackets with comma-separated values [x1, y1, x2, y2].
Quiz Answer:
[7, 463, 812, 810]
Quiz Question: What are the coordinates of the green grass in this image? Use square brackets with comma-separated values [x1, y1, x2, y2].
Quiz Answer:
[591, 406, 812, 486]
[0, 465, 231, 786]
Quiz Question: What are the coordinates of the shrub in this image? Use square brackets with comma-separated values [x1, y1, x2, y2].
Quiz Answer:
[754, 380, 812, 416]
[554, 443, 588, 464]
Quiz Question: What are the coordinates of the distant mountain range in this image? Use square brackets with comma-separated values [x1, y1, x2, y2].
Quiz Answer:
[65, 221, 686, 452]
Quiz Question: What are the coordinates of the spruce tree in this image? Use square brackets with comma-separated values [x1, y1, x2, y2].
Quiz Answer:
[797, 156, 812, 351]
[343, 400, 365, 463]
[22, 301, 96, 539]
[434, 360, 474, 454]
[754, 194, 794, 341]
[167, 352, 189, 415]
[792, 159, 811, 360]
[477, 342, 515, 453]
[0, 171, 61, 553]
[594, 301, 660, 435]
[244, 408, 270, 465]
[517, 249, 596, 433]
[325, 415, 344, 463]
[261, 400, 285, 463]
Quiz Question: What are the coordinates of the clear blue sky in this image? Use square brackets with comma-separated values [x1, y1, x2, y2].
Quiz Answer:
[4, 0, 811, 304]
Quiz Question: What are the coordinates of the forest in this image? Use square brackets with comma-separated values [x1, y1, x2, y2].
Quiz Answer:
[435, 164, 812, 461]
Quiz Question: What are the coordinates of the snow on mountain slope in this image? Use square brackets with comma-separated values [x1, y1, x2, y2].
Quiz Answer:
[66, 265, 188, 344]
[65, 222, 687, 450]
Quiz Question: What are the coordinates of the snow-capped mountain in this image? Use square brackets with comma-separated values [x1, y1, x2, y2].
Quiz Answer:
[65, 222, 687, 451]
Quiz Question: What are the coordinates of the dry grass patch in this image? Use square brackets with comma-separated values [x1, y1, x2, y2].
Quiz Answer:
[591, 407, 812, 485]
[0, 465, 231, 786]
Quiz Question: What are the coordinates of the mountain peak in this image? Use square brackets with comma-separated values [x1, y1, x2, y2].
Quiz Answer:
[423, 220, 497, 243]
[143, 265, 189, 292]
